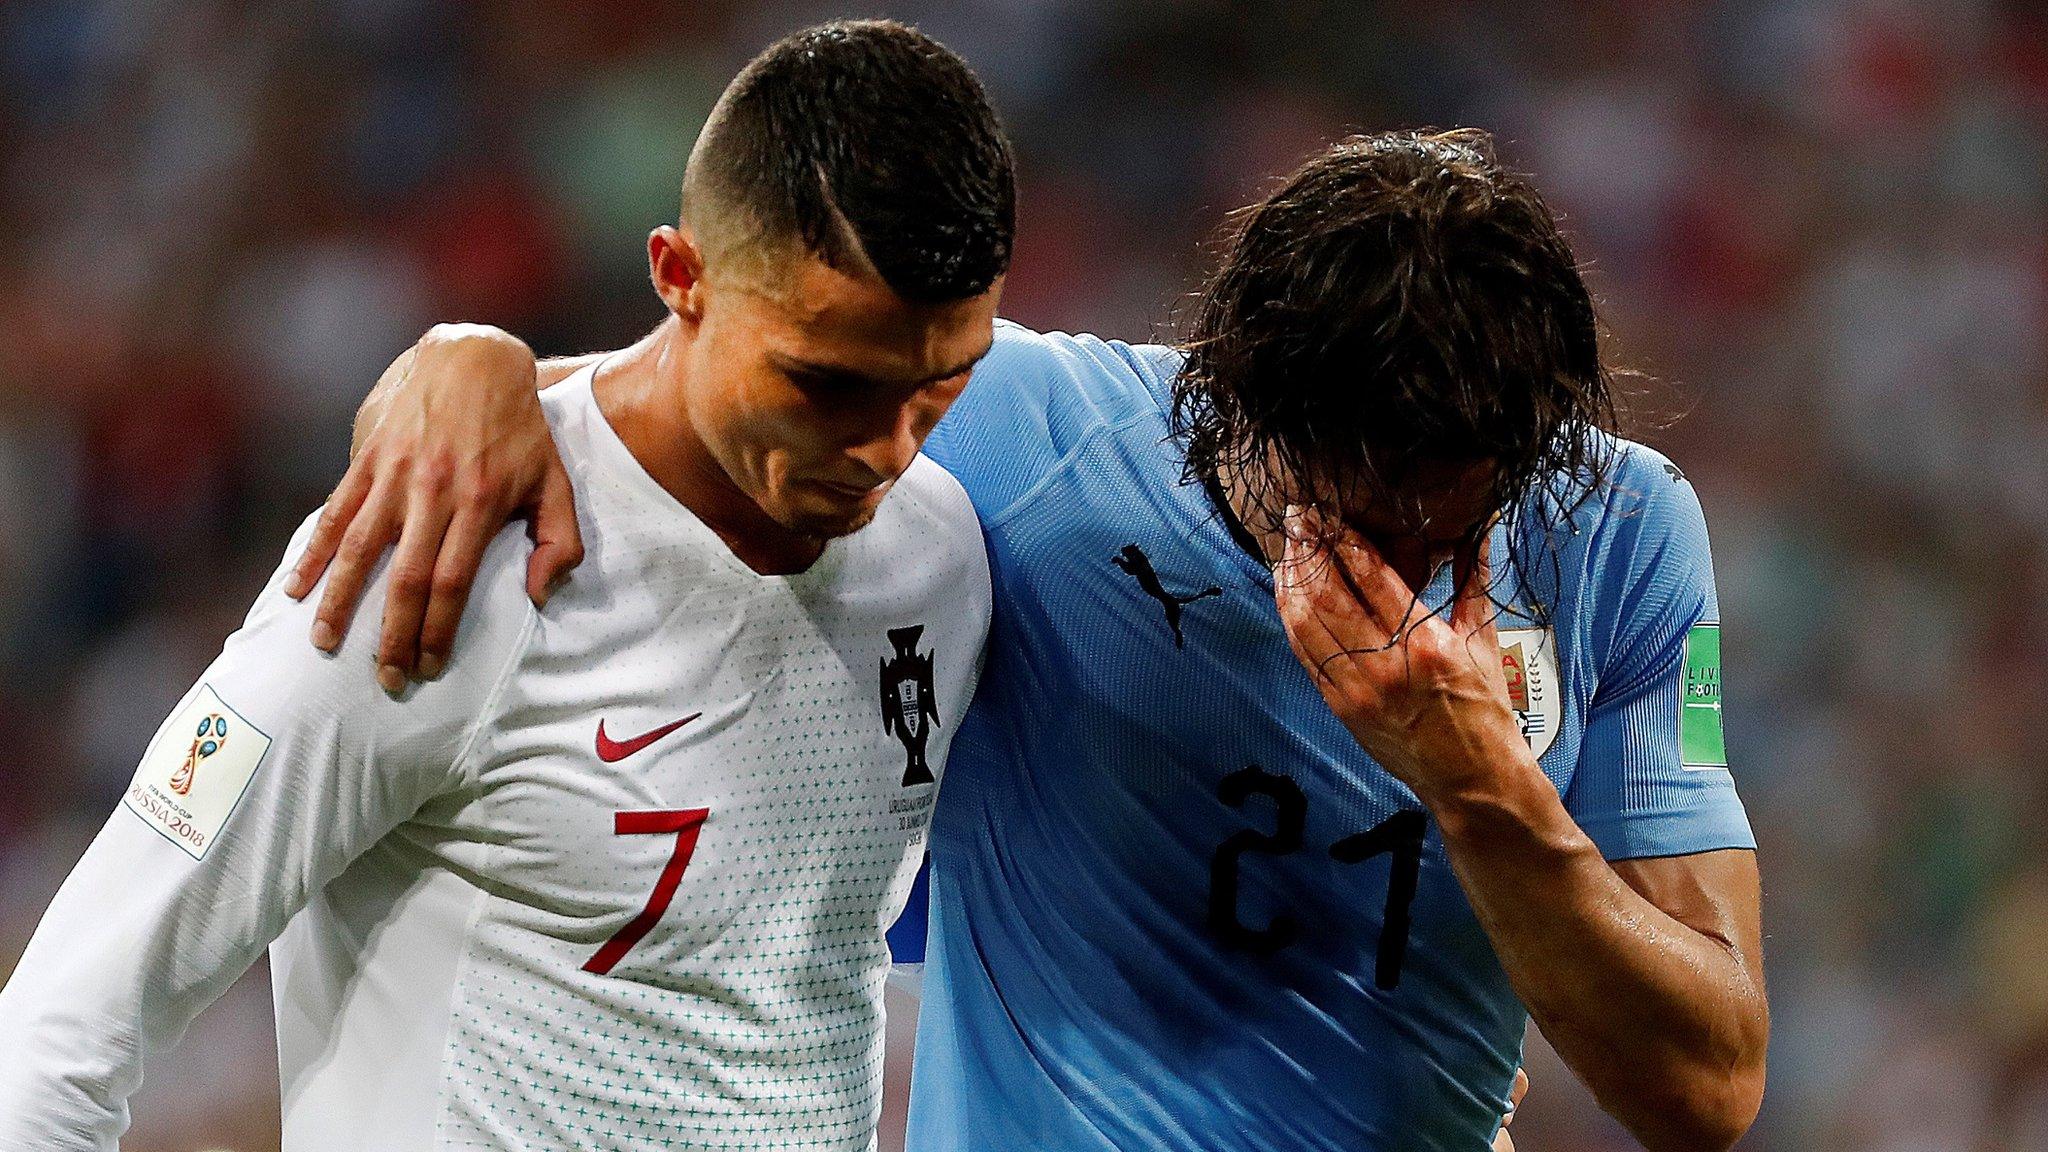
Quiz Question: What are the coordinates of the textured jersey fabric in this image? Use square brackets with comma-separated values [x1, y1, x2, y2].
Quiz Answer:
[0, 368, 992, 1152]
[904, 320, 1752, 1152]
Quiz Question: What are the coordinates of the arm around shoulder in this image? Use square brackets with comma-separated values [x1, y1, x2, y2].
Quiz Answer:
[290, 322, 586, 685]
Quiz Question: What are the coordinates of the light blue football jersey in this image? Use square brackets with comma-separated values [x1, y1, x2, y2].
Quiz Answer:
[900, 320, 1753, 1152]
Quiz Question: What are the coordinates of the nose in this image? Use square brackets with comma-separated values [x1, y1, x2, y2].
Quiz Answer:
[842, 400, 923, 485]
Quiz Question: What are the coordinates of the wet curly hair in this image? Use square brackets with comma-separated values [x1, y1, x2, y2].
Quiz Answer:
[1175, 129, 1620, 614]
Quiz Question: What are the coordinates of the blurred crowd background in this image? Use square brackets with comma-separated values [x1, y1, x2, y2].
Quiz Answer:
[2, 0, 2044, 1149]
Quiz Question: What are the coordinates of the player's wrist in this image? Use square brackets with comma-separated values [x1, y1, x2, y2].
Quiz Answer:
[415, 323, 538, 393]
[420, 321, 531, 359]
[1412, 745, 1573, 849]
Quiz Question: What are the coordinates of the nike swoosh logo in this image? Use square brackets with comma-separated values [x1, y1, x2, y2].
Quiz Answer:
[595, 713, 702, 763]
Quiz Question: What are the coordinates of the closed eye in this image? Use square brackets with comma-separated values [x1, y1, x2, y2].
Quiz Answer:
[784, 366, 870, 394]
[771, 349, 989, 396]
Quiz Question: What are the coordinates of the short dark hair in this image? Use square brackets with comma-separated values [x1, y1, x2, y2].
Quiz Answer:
[684, 19, 1015, 303]
[1175, 128, 1619, 577]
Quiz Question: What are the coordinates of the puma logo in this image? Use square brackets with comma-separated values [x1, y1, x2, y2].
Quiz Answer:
[1113, 544, 1222, 650]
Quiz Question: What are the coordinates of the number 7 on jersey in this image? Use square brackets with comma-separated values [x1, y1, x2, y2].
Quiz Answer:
[583, 808, 711, 976]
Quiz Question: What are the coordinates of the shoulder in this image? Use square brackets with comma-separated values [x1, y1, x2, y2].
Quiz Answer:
[537, 369, 605, 464]
[1575, 437, 1715, 578]
[889, 454, 982, 536]
[975, 319, 1187, 436]
[927, 320, 1187, 519]
[1591, 439, 1701, 519]
[237, 514, 539, 730]
[874, 457, 992, 599]
[1520, 436, 1710, 564]
[835, 458, 993, 642]
[1508, 436, 1717, 650]
[982, 319, 1186, 412]
[1540, 437, 1718, 680]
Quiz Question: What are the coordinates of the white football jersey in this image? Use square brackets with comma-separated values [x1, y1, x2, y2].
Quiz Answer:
[0, 368, 992, 1151]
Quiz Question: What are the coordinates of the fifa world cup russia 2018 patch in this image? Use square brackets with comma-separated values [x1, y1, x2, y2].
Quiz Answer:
[1680, 624, 1728, 770]
[1498, 627, 1561, 761]
[122, 683, 271, 860]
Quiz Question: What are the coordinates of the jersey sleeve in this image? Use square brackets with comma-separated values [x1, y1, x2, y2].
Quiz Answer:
[0, 515, 536, 1151]
[1562, 445, 1755, 862]
[922, 319, 1187, 522]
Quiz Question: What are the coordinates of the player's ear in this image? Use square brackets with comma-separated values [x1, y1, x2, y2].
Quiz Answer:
[648, 225, 708, 323]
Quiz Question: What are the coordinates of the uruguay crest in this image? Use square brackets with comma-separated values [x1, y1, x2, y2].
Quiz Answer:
[880, 624, 939, 786]
[1498, 627, 1562, 760]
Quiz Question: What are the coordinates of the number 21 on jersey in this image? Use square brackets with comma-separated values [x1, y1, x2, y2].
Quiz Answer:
[1208, 767, 1426, 990]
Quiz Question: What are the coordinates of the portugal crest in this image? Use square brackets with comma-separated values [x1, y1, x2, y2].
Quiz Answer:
[880, 624, 939, 787]
[1498, 627, 1562, 761]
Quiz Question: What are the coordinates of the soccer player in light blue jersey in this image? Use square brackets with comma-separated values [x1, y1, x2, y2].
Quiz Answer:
[295, 128, 1766, 1151]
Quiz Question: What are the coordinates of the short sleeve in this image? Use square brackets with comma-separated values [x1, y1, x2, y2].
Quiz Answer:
[1563, 446, 1754, 862]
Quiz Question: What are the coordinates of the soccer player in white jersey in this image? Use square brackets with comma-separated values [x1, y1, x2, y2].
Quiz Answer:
[0, 21, 1012, 1151]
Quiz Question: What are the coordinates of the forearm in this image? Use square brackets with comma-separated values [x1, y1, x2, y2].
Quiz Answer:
[0, 971, 135, 1150]
[1423, 762, 1766, 1152]
[0, 968, 130, 1149]
[0, 822, 253, 1152]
